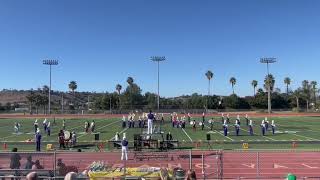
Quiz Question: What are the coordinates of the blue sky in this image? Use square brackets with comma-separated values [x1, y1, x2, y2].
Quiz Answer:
[1, 0, 320, 97]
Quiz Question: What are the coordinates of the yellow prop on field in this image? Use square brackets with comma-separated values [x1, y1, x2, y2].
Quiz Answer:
[88, 168, 160, 180]
[242, 143, 249, 149]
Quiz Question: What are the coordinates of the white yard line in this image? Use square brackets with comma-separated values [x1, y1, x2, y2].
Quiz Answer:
[181, 128, 193, 142]
[78, 120, 121, 139]
[291, 133, 320, 141]
[204, 124, 234, 141]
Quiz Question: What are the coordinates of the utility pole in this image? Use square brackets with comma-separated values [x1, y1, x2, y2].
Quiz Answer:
[43, 60, 59, 114]
[150, 56, 166, 111]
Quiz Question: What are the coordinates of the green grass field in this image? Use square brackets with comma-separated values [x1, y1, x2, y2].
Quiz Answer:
[1, 116, 320, 151]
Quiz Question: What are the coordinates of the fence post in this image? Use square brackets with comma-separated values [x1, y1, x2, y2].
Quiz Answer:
[189, 149, 192, 170]
[256, 152, 260, 178]
[54, 151, 57, 177]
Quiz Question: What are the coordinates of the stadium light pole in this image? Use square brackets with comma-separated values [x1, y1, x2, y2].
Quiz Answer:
[150, 56, 166, 111]
[260, 58, 276, 114]
[43, 60, 59, 114]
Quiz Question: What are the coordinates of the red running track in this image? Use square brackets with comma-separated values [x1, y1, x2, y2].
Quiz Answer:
[1, 151, 320, 179]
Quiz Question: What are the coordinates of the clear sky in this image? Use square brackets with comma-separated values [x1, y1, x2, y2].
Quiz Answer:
[1, 0, 320, 97]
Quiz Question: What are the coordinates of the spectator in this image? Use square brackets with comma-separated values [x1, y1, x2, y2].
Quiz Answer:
[64, 172, 77, 180]
[26, 172, 38, 180]
[186, 169, 196, 180]
[32, 160, 44, 170]
[25, 155, 34, 169]
[10, 148, 21, 169]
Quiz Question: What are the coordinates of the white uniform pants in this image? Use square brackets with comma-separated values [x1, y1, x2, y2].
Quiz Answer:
[147, 119, 153, 134]
[121, 146, 128, 160]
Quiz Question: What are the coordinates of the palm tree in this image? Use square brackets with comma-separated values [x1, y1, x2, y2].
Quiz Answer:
[205, 70, 214, 96]
[302, 80, 311, 111]
[292, 89, 301, 111]
[68, 81, 78, 96]
[127, 77, 134, 109]
[310, 81, 317, 106]
[116, 84, 122, 109]
[264, 74, 275, 92]
[229, 77, 236, 95]
[251, 80, 258, 96]
[284, 77, 291, 95]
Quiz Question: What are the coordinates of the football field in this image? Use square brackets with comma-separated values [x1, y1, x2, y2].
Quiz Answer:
[1, 115, 320, 151]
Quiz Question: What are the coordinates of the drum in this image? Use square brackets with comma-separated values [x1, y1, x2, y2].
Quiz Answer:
[64, 131, 71, 141]
[190, 121, 194, 125]
[199, 122, 203, 126]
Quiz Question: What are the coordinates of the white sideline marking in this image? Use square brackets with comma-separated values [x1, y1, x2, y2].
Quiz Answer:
[291, 133, 320, 141]
[302, 163, 319, 169]
[242, 163, 255, 169]
[182, 128, 193, 142]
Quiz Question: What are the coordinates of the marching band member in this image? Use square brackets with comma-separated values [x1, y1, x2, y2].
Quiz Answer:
[34, 119, 39, 134]
[90, 120, 95, 133]
[265, 118, 269, 131]
[62, 119, 66, 130]
[121, 137, 128, 161]
[271, 120, 276, 135]
[161, 113, 164, 124]
[202, 112, 205, 123]
[43, 118, 48, 131]
[236, 115, 241, 125]
[115, 132, 120, 141]
[85, 121, 90, 133]
[192, 119, 196, 132]
[47, 121, 51, 136]
[35, 129, 42, 151]
[221, 113, 225, 124]
[71, 131, 77, 147]
[249, 119, 253, 136]
[147, 110, 155, 134]
[223, 120, 228, 136]
[14, 122, 20, 134]
[187, 113, 191, 123]
[227, 114, 230, 124]
[235, 119, 240, 136]
[199, 121, 204, 130]
[132, 113, 136, 128]
[172, 115, 176, 128]
[181, 118, 186, 129]
[245, 114, 249, 126]
[138, 116, 142, 128]
[166, 132, 173, 141]
[208, 118, 214, 130]
[58, 129, 66, 149]
[128, 114, 132, 128]
[261, 119, 266, 136]
[122, 116, 126, 128]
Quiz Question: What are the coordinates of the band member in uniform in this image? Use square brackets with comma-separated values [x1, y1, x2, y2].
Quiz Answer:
[202, 112, 205, 123]
[115, 132, 120, 141]
[14, 122, 20, 134]
[43, 118, 48, 131]
[265, 118, 269, 131]
[132, 114, 135, 128]
[223, 120, 228, 136]
[35, 129, 41, 151]
[187, 113, 191, 123]
[261, 119, 266, 136]
[271, 120, 276, 135]
[166, 132, 173, 141]
[235, 119, 240, 136]
[221, 113, 225, 124]
[249, 119, 253, 136]
[236, 115, 241, 125]
[58, 130, 65, 149]
[138, 116, 142, 128]
[147, 110, 155, 134]
[245, 114, 249, 126]
[192, 119, 196, 132]
[208, 118, 214, 130]
[34, 119, 39, 134]
[172, 115, 176, 128]
[226, 114, 230, 124]
[161, 113, 165, 124]
[71, 132, 77, 147]
[121, 137, 128, 161]
[47, 121, 51, 136]
[200, 121, 205, 130]
[90, 120, 95, 133]
[85, 121, 90, 133]
[62, 119, 66, 130]
[122, 116, 126, 128]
